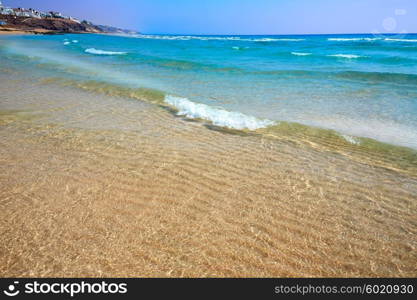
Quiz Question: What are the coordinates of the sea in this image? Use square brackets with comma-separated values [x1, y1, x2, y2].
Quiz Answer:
[1, 33, 417, 150]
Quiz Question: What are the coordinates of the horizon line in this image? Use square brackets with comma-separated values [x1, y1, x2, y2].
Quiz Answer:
[141, 32, 417, 36]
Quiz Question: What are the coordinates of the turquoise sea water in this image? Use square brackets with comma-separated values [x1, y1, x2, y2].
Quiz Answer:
[1, 33, 417, 149]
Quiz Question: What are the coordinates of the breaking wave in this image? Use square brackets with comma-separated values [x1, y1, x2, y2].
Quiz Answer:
[328, 37, 380, 42]
[291, 52, 312, 56]
[85, 48, 127, 55]
[131, 34, 304, 42]
[384, 38, 417, 43]
[254, 38, 304, 42]
[164, 95, 275, 130]
[327, 54, 364, 59]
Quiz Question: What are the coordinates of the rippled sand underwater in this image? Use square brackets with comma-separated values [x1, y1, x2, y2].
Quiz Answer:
[0, 72, 416, 277]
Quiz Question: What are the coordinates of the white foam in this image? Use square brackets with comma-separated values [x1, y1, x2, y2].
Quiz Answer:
[341, 134, 361, 145]
[328, 38, 380, 41]
[85, 48, 127, 55]
[253, 38, 304, 42]
[63, 41, 70, 45]
[327, 54, 363, 59]
[72, 40, 78, 43]
[165, 95, 275, 130]
[385, 38, 417, 43]
[131, 34, 303, 42]
[291, 52, 312, 56]
[135, 34, 241, 41]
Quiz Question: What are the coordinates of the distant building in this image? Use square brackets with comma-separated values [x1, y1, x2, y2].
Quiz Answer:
[49, 11, 64, 18]
[0, 0, 14, 16]
[0, 6, 41, 18]
[69, 16, 80, 23]
[0, 2, 75, 23]
[0, 7, 13, 15]
[27, 8, 42, 19]
[40, 11, 52, 18]
[13, 8, 28, 17]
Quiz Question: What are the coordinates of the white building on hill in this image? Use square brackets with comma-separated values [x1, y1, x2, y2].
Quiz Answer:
[0, 1, 16, 15]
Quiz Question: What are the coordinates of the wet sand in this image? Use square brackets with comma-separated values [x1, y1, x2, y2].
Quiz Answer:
[0, 74, 416, 277]
[0, 28, 53, 35]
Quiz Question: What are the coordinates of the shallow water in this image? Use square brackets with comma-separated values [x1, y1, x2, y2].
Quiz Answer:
[1, 33, 417, 149]
[1, 74, 417, 277]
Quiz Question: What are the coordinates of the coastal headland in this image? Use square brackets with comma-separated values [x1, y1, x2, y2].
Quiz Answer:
[0, 15, 103, 34]
[0, 3, 136, 35]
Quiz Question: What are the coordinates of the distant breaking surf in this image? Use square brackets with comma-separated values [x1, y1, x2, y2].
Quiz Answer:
[85, 48, 127, 55]
[130, 34, 304, 42]
[328, 37, 417, 43]
[291, 52, 312, 56]
[384, 38, 417, 43]
[327, 54, 364, 59]
[328, 38, 380, 41]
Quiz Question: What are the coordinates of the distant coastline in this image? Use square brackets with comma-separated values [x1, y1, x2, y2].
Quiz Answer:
[0, 1, 137, 35]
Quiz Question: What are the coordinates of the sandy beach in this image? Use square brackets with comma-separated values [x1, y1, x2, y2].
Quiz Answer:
[0, 28, 32, 34]
[0, 71, 416, 277]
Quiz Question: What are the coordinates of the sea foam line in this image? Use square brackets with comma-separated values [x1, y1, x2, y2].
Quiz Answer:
[328, 38, 380, 41]
[131, 34, 304, 42]
[384, 38, 417, 43]
[85, 48, 127, 55]
[291, 52, 312, 56]
[254, 38, 305, 42]
[327, 54, 364, 59]
[164, 95, 275, 130]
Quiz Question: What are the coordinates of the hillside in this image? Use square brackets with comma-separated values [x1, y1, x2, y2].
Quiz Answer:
[0, 15, 104, 34]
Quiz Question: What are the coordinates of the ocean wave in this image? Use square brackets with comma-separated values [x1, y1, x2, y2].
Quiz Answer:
[85, 48, 127, 55]
[291, 52, 312, 56]
[328, 38, 380, 41]
[384, 38, 417, 43]
[164, 95, 275, 130]
[254, 38, 305, 42]
[135, 34, 242, 41]
[132, 34, 304, 42]
[63, 41, 70, 45]
[327, 54, 364, 59]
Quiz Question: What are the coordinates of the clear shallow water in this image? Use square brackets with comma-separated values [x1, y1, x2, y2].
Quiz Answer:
[1, 33, 417, 148]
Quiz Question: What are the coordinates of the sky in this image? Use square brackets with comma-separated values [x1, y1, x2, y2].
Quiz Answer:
[4, 0, 417, 35]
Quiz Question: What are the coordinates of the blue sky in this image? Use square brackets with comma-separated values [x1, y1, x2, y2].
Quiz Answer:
[5, 0, 417, 34]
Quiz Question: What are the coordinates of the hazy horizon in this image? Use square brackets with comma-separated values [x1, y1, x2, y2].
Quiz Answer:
[4, 0, 417, 35]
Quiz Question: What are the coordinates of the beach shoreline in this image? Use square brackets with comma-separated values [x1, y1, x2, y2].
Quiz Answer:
[1, 73, 416, 277]
[0, 27, 59, 35]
